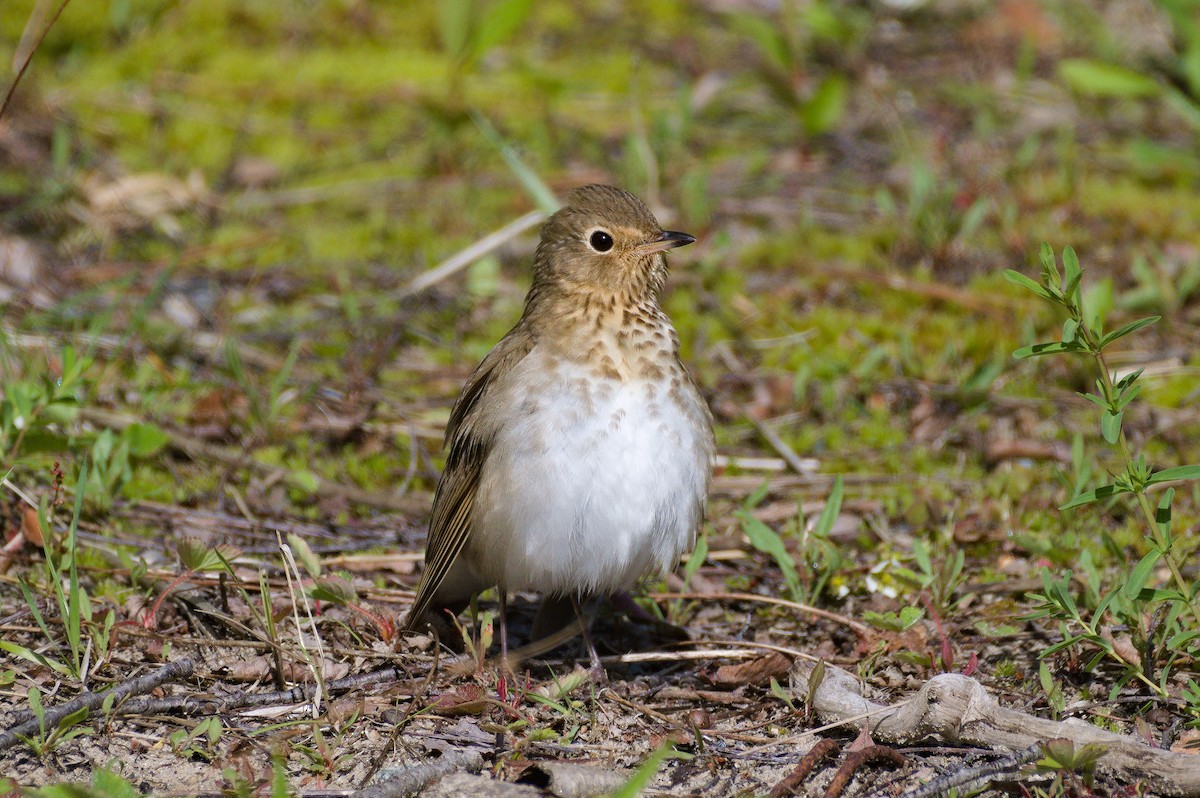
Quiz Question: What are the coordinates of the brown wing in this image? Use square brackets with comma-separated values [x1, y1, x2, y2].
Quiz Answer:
[403, 328, 535, 630]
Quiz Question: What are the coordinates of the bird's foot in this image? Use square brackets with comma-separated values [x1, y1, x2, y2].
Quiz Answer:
[588, 663, 609, 686]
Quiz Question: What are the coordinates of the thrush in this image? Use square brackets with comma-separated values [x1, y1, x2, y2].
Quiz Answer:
[403, 184, 714, 671]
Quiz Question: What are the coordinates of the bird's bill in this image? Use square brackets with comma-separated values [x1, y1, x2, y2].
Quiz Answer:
[637, 230, 696, 254]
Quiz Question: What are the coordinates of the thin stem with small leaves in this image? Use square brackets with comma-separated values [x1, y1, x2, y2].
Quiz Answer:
[1089, 343, 1198, 629]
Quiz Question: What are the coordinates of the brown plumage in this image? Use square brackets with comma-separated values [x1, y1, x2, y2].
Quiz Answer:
[404, 185, 714, 667]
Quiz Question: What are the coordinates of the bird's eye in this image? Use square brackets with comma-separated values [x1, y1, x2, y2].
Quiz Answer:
[588, 230, 614, 253]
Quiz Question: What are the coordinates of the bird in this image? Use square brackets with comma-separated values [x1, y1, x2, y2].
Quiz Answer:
[403, 184, 715, 672]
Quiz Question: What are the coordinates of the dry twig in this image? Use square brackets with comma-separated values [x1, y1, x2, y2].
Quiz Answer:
[1, 0, 72, 121]
[105, 663, 412, 719]
[389, 210, 545, 300]
[825, 745, 908, 798]
[352, 749, 485, 798]
[890, 743, 1042, 798]
[792, 660, 1200, 796]
[0, 657, 194, 753]
[767, 738, 841, 797]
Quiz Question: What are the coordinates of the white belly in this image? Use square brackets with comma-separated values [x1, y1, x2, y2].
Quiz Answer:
[466, 353, 709, 596]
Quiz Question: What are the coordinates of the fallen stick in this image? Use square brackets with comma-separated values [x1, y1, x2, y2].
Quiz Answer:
[767, 738, 840, 797]
[792, 660, 1200, 796]
[0, 657, 195, 753]
[892, 743, 1042, 798]
[109, 663, 411, 718]
[825, 745, 908, 798]
[393, 210, 545, 300]
[352, 749, 485, 798]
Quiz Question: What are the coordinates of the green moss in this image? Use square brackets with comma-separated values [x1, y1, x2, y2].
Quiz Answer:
[1077, 175, 1200, 242]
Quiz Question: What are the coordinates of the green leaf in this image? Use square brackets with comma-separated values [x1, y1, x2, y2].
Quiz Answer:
[1059, 58, 1161, 97]
[1147, 465, 1200, 484]
[92, 764, 142, 798]
[738, 513, 801, 597]
[1003, 269, 1053, 300]
[1100, 410, 1123, 444]
[1166, 629, 1200, 649]
[1083, 277, 1114, 329]
[287, 533, 321, 578]
[288, 469, 320, 493]
[1114, 368, 1144, 392]
[524, 691, 571, 716]
[58, 346, 86, 389]
[1123, 551, 1160, 601]
[177, 538, 238, 572]
[1114, 383, 1141, 410]
[912, 539, 932, 577]
[1049, 573, 1078, 617]
[897, 605, 924, 629]
[1013, 341, 1086, 358]
[729, 13, 792, 73]
[1061, 246, 1082, 300]
[0, 640, 72, 676]
[1155, 488, 1174, 540]
[863, 607, 924, 632]
[1099, 316, 1160, 348]
[959, 197, 990, 240]
[42, 402, 79, 425]
[311, 576, 357, 604]
[55, 706, 90, 732]
[1141, 588, 1186, 603]
[813, 476, 843, 537]
[1061, 317, 1078, 344]
[682, 530, 708, 590]
[1039, 242, 1060, 291]
[769, 676, 795, 710]
[471, 0, 533, 57]
[1042, 636, 1085, 657]
[20, 577, 54, 646]
[471, 111, 559, 215]
[801, 74, 847, 136]
[1072, 742, 1109, 770]
[1164, 83, 1200, 128]
[436, 0, 472, 58]
[1042, 738, 1077, 767]
[1062, 270, 1083, 305]
[29, 685, 45, 732]
[744, 480, 770, 509]
[962, 357, 1004, 393]
[65, 463, 88, 674]
[123, 422, 169, 458]
[607, 743, 691, 798]
[1061, 482, 1129, 509]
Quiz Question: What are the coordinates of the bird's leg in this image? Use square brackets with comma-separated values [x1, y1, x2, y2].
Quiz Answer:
[498, 590, 511, 677]
[571, 594, 606, 683]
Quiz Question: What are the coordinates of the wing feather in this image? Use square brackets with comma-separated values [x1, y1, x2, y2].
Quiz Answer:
[403, 329, 535, 629]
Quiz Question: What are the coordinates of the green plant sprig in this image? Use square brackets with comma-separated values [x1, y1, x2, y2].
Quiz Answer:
[1005, 243, 1200, 634]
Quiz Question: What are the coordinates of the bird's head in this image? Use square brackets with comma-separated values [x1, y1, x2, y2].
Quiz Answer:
[531, 184, 694, 303]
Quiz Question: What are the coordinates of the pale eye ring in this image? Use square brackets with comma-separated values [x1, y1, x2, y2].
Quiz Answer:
[588, 229, 614, 253]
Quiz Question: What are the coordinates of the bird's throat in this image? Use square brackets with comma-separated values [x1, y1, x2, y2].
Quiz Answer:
[525, 293, 680, 383]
